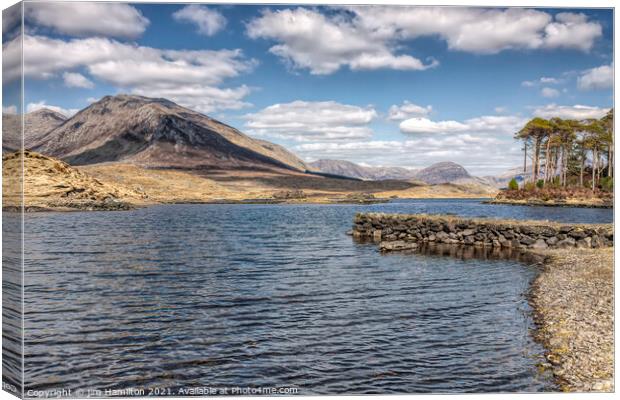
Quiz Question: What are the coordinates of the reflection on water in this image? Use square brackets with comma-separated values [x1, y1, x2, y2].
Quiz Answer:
[355, 239, 545, 264]
[19, 199, 611, 395]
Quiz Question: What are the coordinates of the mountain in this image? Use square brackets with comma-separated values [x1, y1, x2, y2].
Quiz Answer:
[35, 95, 307, 171]
[481, 165, 535, 188]
[414, 161, 471, 184]
[309, 159, 418, 181]
[25, 109, 68, 148]
[2, 108, 67, 152]
[2, 113, 20, 152]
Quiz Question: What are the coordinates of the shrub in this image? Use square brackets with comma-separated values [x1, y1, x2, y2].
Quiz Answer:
[600, 176, 614, 192]
[536, 179, 544, 189]
[524, 181, 537, 191]
[508, 178, 519, 190]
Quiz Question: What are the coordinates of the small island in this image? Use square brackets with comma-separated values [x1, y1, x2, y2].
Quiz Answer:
[491, 111, 613, 208]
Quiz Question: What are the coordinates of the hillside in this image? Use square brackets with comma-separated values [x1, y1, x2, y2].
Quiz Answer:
[2, 151, 146, 210]
[35, 95, 308, 171]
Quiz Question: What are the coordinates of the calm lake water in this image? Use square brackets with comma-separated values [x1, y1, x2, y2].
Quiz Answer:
[17, 199, 612, 394]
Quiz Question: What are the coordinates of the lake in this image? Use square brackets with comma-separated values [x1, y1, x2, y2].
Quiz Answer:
[15, 199, 613, 394]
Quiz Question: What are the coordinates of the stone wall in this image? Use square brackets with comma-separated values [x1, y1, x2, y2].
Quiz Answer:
[352, 213, 613, 252]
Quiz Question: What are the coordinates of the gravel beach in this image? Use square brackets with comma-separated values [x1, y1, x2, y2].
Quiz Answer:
[530, 247, 614, 392]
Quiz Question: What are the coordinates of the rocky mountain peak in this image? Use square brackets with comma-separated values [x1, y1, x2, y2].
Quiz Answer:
[33, 95, 307, 171]
[414, 161, 472, 184]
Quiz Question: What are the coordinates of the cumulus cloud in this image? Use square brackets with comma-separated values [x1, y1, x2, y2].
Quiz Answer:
[244, 100, 377, 141]
[522, 76, 563, 87]
[541, 87, 560, 98]
[533, 104, 610, 120]
[172, 5, 226, 36]
[5, 34, 257, 113]
[246, 8, 437, 75]
[26, 101, 79, 117]
[293, 134, 519, 175]
[542, 12, 602, 52]
[400, 115, 525, 134]
[3, 4, 21, 38]
[246, 7, 601, 75]
[577, 64, 613, 90]
[2, 105, 17, 114]
[25, 2, 149, 39]
[388, 101, 432, 120]
[62, 72, 94, 89]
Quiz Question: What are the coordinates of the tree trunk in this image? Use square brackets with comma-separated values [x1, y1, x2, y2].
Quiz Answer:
[608, 145, 613, 178]
[592, 148, 597, 191]
[580, 154, 585, 187]
[561, 146, 567, 186]
[523, 141, 527, 178]
[564, 147, 568, 186]
[533, 137, 541, 183]
[544, 138, 551, 183]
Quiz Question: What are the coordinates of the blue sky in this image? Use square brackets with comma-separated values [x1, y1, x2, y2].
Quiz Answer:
[3, 3, 614, 175]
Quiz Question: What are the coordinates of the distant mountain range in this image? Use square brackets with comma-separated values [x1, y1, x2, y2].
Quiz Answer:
[309, 159, 514, 188]
[308, 159, 418, 181]
[2, 95, 518, 190]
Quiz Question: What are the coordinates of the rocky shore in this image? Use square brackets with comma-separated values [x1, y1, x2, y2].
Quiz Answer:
[351, 213, 613, 250]
[487, 198, 612, 208]
[530, 248, 613, 392]
[350, 213, 614, 392]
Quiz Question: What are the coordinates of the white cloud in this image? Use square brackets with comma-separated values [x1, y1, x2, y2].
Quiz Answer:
[388, 101, 432, 120]
[173, 5, 226, 36]
[522, 76, 563, 87]
[246, 7, 601, 75]
[533, 104, 610, 120]
[293, 134, 518, 175]
[26, 101, 79, 117]
[131, 84, 252, 113]
[2, 105, 17, 114]
[400, 118, 467, 134]
[494, 106, 507, 114]
[3, 4, 21, 37]
[244, 100, 377, 141]
[577, 64, 613, 90]
[349, 7, 601, 53]
[541, 87, 560, 98]
[6, 34, 257, 113]
[400, 115, 525, 134]
[62, 72, 94, 89]
[246, 8, 437, 75]
[25, 2, 149, 39]
[542, 12, 602, 52]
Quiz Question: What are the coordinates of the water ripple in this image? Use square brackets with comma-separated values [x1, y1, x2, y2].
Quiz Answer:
[17, 199, 610, 394]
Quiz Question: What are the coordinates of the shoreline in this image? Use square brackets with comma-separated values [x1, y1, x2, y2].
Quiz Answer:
[486, 199, 612, 209]
[3, 196, 494, 213]
[528, 248, 614, 392]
